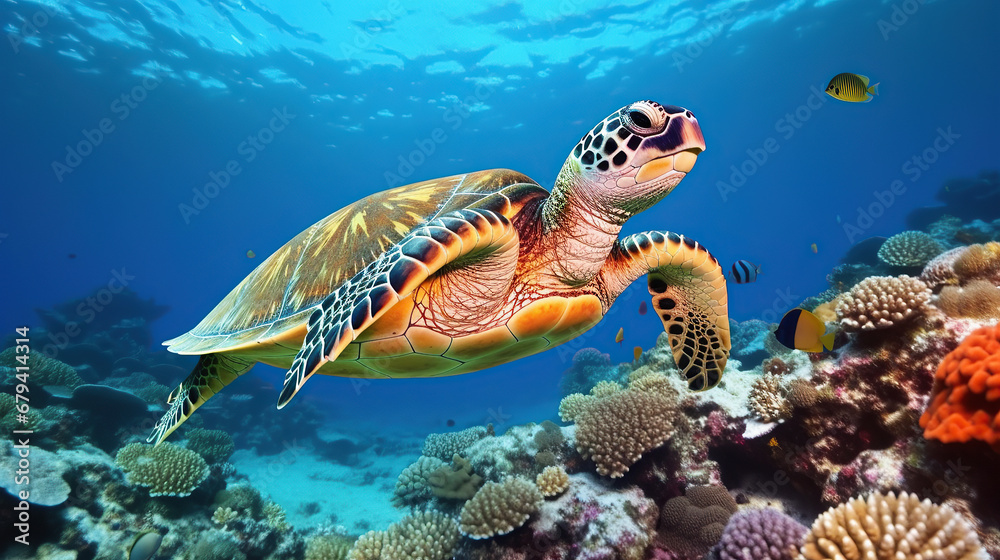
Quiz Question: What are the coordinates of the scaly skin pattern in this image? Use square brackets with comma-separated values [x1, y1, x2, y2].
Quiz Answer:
[150, 100, 728, 445]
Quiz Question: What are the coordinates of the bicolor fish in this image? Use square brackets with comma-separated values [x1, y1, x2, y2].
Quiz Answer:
[729, 260, 760, 284]
[774, 308, 835, 353]
[825, 73, 879, 103]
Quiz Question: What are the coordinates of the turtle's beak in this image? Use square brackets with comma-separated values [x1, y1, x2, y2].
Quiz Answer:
[631, 112, 705, 183]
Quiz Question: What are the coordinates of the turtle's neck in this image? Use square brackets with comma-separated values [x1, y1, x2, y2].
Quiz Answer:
[539, 161, 623, 288]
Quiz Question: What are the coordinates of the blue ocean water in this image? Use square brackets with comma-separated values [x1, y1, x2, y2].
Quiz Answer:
[1, 0, 998, 557]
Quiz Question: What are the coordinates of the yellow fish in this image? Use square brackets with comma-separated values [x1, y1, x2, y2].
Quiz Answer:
[615, 327, 624, 345]
[247, 250, 256, 258]
[775, 308, 835, 353]
[825, 73, 879, 103]
[768, 437, 779, 448]
[633, 346, 642, 361]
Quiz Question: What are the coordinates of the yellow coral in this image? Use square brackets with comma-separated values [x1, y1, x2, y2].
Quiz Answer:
[798, 491, 988, 560]
[459, 478, 542, 539]
[115, 442, 208, 497]
[558, 393, 595, 422]
[589, 380, 622, 397]
[936, 280, 1000, 318]
[349, 511, 458, 560]
[535, 466, 570, 498]
[953, 241, 1000, 282]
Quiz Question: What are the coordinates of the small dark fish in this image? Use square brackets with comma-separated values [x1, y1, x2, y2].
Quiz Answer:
[729, 260, 760, 284]
[638, 301, 648, 315]
[615, 327, 624, 345]
[68, 253, 76, 259]
[775, 308, 834, 353]
[825, 73, 879, 103]
[446, 419, 455, 427]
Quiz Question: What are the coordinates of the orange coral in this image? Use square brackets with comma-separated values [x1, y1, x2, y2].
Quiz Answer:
[920, 323, 1000, 451]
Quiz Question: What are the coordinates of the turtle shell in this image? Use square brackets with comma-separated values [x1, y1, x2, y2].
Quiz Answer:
[165, 169, 547, 355]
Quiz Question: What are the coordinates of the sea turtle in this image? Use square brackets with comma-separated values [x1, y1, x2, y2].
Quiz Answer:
[150, 100, 730, 445]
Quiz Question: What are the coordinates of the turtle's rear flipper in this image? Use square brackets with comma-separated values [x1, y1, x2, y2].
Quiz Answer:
[278, 208, 519, 408]
[604, 231, 730, 391]
[148, 353, 253, 445]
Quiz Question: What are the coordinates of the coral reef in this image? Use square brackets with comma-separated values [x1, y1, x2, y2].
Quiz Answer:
[0, 348, 83, 389]
[716, 508, 806, 560]
[656, 485, 738, 560]
[799, 491, 988, 559]
[920, 322, 1000, 450]
[922, 246, 966, 288]
[186, 428, 236, 464]
[349, 511, 459, 560]
[305, 533, 354, 560]
[423, 426, 489, 461]
[535, 466, 570, 498]
[558, 347, 624, 397]
[393, 455, 446, 507]
[748, 373, 792, 423]
[115, 442, 209, 497]
[427, 454, 484, 500]
[836, 275, 931, 332]
[877, 231, 942, 267]
[953, 241, 1000, 284]
[459, 477, 543, 539]
[936, 280, 1000, 319]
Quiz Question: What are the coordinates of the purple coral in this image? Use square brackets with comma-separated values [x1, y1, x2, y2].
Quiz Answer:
[716, 508, 806, 560]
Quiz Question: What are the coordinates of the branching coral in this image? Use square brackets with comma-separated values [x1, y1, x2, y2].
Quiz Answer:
[920, 322, 1000, 450]
[186, 428, 235, 463]
[717, 508, 806, 560]
[535, 465, 570, 498]
[836, 275, 931, 331]
[350, 511, 458, 560]
[115, 442, 208, 497]
[798, 491, 988, 559]
[423, 426, 488, 461]
[393, 456, 445, 507]
[459, 477, 542, 539]
[748, 373, 791, 423]
[877, 231, 942, 267]
[0, 348, 83, 388]
[575, 389, 677, 477]
[305, 534, 353, 560]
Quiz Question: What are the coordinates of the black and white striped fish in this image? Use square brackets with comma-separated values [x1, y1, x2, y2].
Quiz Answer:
[729, 260, 760, 284]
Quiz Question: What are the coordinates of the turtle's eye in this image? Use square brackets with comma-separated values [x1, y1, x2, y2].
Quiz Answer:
[621, 101, 666, 136]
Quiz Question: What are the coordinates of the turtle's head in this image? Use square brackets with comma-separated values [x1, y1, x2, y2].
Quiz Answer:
[556, 100, 705, 223]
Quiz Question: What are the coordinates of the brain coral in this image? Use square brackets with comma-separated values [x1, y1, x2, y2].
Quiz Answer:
[920, 322, 1000, 450]
[921, 246, 966, 288]
[459, 477, 542, 539]
[115, 442, 209, 497]
[836, 275, 931, 332]
[717, 508, 806, 560]
[798, 491, 988, 559]
[658, 485, 738, 559]
[953, 241, 1000, 284]
[877, 231, 942, 267]
[936, 280, 1000, 319]
[349, 511, 459, 560]
[535, 465, 570, 497]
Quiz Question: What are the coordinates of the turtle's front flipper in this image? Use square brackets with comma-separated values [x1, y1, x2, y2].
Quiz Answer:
[148, 353, 253, 445]
[279, 208, 519, 408]
[602, 231, 730, 391]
